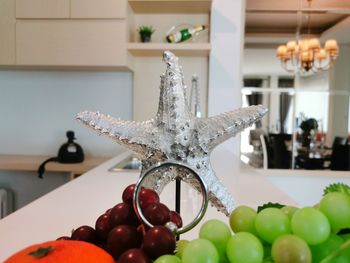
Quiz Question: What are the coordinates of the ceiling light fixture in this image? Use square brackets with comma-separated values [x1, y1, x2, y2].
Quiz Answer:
[276, 0, 339, 74]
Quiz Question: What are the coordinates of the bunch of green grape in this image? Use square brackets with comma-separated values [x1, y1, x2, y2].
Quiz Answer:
[157, 189, 350, 263]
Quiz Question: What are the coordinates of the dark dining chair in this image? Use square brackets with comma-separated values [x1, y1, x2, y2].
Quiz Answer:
[330, 144, 350, 171]
[269, 133, 292, 169]
[332, 136, 348, 147]
[260, 134, 274, 169]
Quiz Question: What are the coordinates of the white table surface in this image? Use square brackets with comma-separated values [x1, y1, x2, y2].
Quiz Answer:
[0, 150, 296, 261]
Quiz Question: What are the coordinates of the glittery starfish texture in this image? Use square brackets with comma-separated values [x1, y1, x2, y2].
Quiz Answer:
[77, 51, 267, 216]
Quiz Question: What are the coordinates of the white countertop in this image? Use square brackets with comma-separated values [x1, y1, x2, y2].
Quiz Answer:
[259, 168, 350, 207]
[0, 149, 297, 261]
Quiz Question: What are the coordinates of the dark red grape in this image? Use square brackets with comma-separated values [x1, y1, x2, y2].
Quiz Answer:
[107, 225, 142, 259]
[109, 203, 139, 228]
[170, 210, 183, 228]
[71, 225, 98, 244]
[142, 226, 176, 259]
[139, 188, 160, 210]
[95, 213, 111, 240]
[137, 224, 146, 237]
[105, 208, 112, 214]
[143, 203, 171, 226]
[122, 184, 136, 204]
[56, 236, 71, 240]
[118, 248, 151, 263]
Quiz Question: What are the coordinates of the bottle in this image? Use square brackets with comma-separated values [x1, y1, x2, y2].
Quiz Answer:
[189, 74, 201, 117]
[166, 25, 206, 43]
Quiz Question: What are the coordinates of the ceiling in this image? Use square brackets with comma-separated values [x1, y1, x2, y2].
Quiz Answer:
[245, 0, 350, 46]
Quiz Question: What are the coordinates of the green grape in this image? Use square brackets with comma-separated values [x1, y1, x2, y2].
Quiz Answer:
[258, 202, 285, 212]
[182, 238, 219, 263]
[271, 234, 312, 263]
[255, 208, 291, 244]
[175, 239, 189, 259]
[320, 192, 350, 232]
[323, 182, 350, 196]
[229, 205, 257, 235]
[310, 234, 344, 263]
[154, 255, 181, 263]
[291, 207, 331, 245]
[226, 232, 264, 263]
[199, 219, 231, 262]
[281, 206, 299, 220]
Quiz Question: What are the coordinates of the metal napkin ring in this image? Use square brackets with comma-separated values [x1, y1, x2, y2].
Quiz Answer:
[133, 161, 208, 235]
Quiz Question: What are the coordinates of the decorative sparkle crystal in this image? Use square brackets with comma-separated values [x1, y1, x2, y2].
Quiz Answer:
[77, 51, 267, 216]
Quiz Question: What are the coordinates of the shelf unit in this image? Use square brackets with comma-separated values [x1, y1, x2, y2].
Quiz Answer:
[127, 0, 212, 56]
[127, 0, 212, 121]
[127, 42, 211, 57]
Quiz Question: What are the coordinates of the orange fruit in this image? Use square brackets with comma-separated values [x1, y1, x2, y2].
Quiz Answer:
[5, 240, 115, 263]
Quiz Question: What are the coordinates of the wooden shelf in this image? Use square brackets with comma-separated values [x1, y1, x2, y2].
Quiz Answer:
[0, 154, 109, 174]
[127, 42, 211, 57]
[128, 0, 212, 14]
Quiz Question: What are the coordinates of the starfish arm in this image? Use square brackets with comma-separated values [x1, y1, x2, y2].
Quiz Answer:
[76, 111, 158, 157]
[197, 105, 268, 152]
[207, 179, 235, 216]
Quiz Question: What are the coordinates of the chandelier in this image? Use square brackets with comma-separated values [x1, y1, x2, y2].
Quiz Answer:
[276, 0, 339, 74]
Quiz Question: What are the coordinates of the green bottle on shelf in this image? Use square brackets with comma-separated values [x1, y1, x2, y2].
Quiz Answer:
[166, 25, 206, 43]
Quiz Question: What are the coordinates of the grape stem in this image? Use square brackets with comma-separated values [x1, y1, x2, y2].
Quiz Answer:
[320, 240, 350, 263]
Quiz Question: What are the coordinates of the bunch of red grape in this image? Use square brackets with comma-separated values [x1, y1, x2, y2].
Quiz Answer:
[174, 191, 350, 263]
[58, 184, 183, 262]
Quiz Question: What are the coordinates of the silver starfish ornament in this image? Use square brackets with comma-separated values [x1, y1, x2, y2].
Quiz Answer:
[77, 51, 267, 216]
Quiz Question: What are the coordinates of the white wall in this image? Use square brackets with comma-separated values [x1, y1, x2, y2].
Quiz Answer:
[298, 71, 329, 90]
[0, 70, 133, 210]
[207, 0, 247, 202]
[328, 44, 350, 140]
[243, 48, 287, 76]
[0, 70, 133, 157]
[208, 0, 245, 156]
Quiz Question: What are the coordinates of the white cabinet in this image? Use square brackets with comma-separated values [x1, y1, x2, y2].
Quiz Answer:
[16, 20, 128, 68]
[13, 0, 130, 69]
[16, 0, 70, 18]
[16, 0, 126, 19]
[0, 0, 15, 65]
[71, 0, 126, 19]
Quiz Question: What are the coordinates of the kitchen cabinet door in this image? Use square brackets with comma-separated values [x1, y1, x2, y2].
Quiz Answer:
[16, 0, 70, 18]
[0, 0, 15, 65]
[16, 20, 128, 67]
[71, 0, 126, 19]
